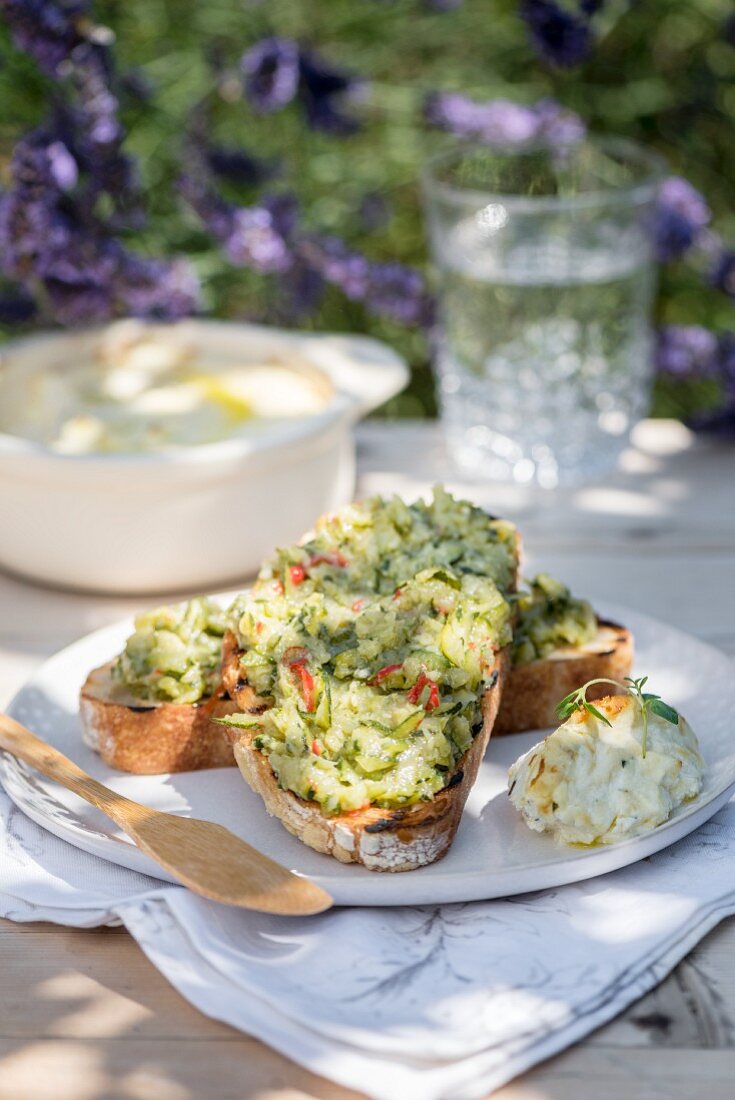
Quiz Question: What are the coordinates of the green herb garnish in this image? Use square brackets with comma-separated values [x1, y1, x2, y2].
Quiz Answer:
[556, 675, 679, 757]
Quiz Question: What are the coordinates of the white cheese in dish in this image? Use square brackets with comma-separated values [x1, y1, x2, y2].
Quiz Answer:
[0, 321, 332, 454]
[508, 694, 704, 845]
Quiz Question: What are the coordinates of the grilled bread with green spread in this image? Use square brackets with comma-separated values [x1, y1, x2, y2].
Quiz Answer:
[80, 599, 236, 774]
[496, 575, 634, 735]
[219, 490, 520, 871]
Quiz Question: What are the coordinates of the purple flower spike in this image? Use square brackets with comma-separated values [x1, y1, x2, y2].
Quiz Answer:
[180, 176, 295, 275]
[46, 140, 79, 189]
[207, 145, 277, 187]
[299, 49, 360, 135]
[300, 235, 433, 328]
[241, 38, 361, 134]
[520, 0, 594, 68]
[241, 37, 300, 114]
[226, 206, 293, 273]
[120, 256, 201, 320]
[1, 0, 90, 77]
[425, 92, 584, 149]
[651, 177, 711, 264]
[533, 97, 586, 145]
[655, 325, 720, 380]
[43, 279, 114, 325]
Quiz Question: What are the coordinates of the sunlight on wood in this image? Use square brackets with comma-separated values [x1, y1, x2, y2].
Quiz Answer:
[572, 486, 668, 517]
[630, 420, 694, 457]
[36, 971, 150, 1037]
[0, 1041, 105, 1100]
[117, 1067, 190, 1100]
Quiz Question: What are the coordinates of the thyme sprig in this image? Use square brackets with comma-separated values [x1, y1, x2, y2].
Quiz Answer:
[556, 675, 679, 757]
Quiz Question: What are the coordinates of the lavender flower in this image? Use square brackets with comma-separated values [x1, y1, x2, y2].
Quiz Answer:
[298, 49, 360, 135]
[300, 235, 433, 327]
[533, 97, 587, 145]
[711, 250, 735, 299]
[207, 145, 277, 187]
[241, 39, 360, 134]
[0, 132, 80, 281]
[0, 124, 199, 325]
[655, 325, 720, 380]
[180, 176, 295, 274]
[0, 2, 198, 327]
[520, 0, 594, 68]
[1, 0, 90, 77]
[270, 260, 325, 324]
[425, 92, 584, 148]
[241, 37, 300, 114]
[651, 177, 710, 263]
[687, 334, 735, 436]
[67, 45, 139, 206]
[119, 256, 201, 320]
[43, 278, 115, 324]
[656, 326, 735, 438]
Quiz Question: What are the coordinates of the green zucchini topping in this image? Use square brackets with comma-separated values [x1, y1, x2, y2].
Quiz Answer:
[112, 597, 228, 705]
[221, 488, 517, 815]
[512, 574, 597, 666]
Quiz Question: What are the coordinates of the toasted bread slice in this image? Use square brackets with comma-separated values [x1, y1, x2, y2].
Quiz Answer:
[80, 661, 238, 774]
[81, 615, 633, 777]
[495, 619, 634, 735]
[220, 630, 509, 871]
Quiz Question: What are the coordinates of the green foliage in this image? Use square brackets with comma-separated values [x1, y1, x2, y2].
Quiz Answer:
[0, 0, 733, 417]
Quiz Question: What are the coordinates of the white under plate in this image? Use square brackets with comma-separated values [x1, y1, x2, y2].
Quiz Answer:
[2, 602, 734, 907]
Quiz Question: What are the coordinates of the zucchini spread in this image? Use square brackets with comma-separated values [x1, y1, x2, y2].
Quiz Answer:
[512, 574, 597, 666]
[113, 597, 228, 705]
[225, 489, 518, 815]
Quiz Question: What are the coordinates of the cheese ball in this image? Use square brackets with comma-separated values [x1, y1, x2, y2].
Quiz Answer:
[508, 694, 704, 845]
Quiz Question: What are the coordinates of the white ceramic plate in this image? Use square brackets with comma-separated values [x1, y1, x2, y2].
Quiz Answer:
[2, 602, 734, 907]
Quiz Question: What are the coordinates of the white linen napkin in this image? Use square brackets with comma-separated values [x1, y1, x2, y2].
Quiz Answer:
[3, 778, 735, 1100]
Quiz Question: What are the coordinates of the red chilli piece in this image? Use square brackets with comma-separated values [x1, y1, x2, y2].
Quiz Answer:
[292, 662, 316, 712]
[370, 663, 403, 685]
[351, 598, 365, 613]
[311, 739, 322, 756]
[408, 672, 440, 712]
[289, 564, 306, 585]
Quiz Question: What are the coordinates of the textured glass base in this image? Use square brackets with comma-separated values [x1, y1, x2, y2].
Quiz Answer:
[444, 419, 630, 488]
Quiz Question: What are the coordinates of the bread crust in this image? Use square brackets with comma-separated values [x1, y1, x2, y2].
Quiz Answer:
[220, 630, 509, 871]
[495, 620, 634, 735]
[80, 662, 237, 774]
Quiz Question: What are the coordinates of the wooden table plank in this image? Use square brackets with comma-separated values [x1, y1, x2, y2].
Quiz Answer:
[0, 1037, 362, 1100]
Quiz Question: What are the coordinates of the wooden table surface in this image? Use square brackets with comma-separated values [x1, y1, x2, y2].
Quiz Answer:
[2, 418, 735, 1100]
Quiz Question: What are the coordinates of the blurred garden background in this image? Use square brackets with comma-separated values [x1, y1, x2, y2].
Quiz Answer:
[0, 0, 733, 422]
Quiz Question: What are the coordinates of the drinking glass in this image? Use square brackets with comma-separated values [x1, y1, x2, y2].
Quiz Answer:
[421, 138, 665, 487]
